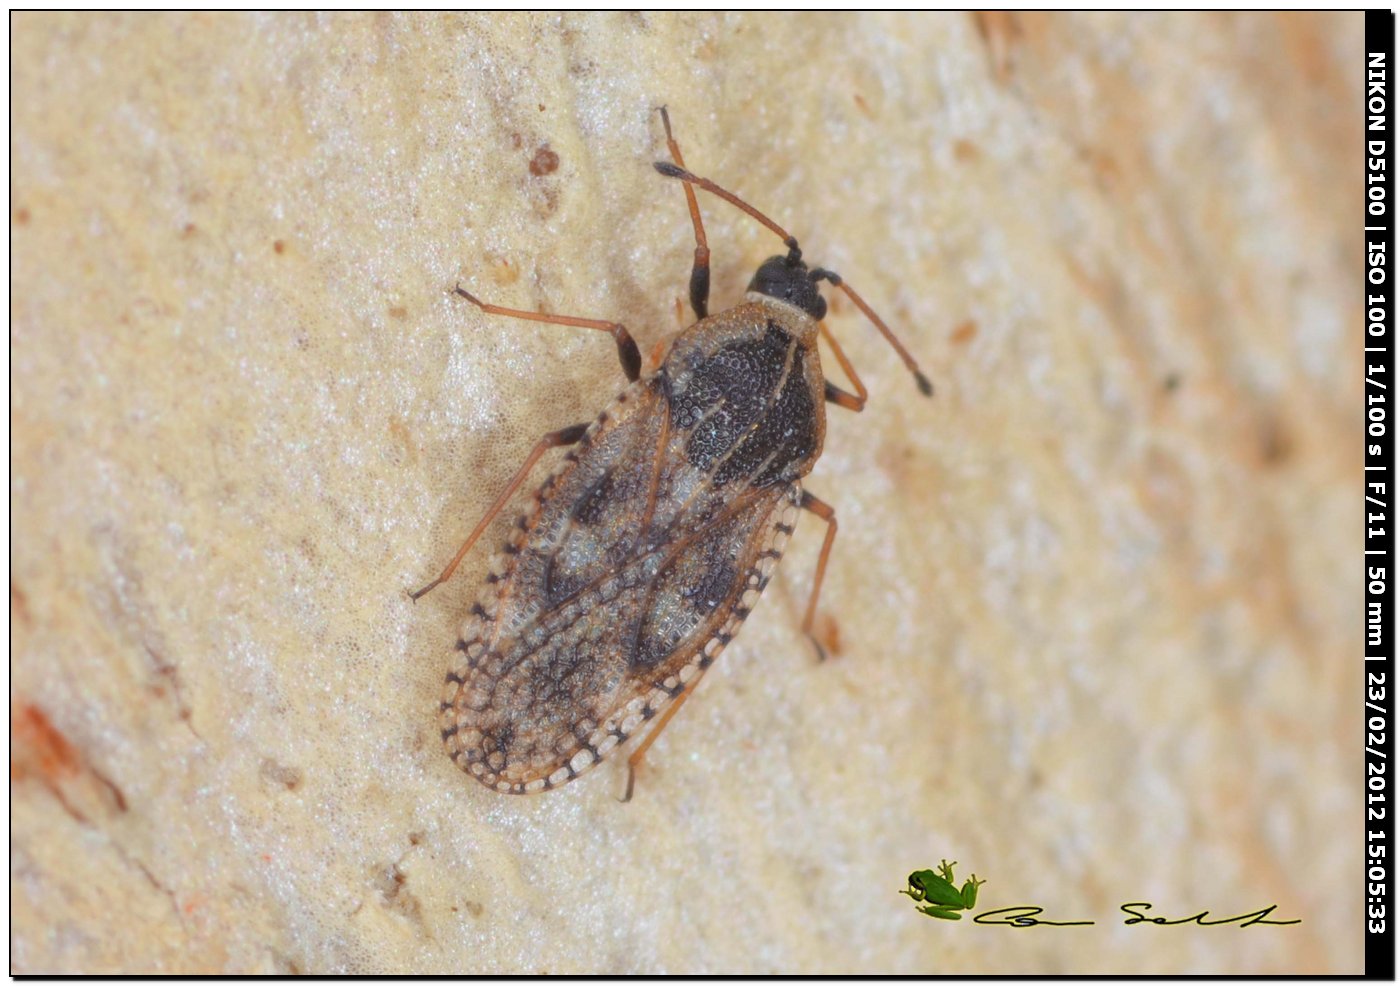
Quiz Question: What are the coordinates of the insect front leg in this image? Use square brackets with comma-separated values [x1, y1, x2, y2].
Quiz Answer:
[649, 159, 934, 397]
[409, 422, 589, 600]
[452, 286, 641, 382]
[657, 107, 710, 320]
[797, 489, 839, 662]
[809, 268, 933, 397]
[818, 321, 868, 413]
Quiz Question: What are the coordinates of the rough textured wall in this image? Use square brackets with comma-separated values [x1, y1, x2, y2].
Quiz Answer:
[11, 11, 1362, 974]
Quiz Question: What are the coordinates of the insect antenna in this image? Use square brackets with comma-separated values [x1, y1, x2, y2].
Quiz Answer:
[657, 107, 711, 320]
[653, 161, 933, 397]
[810, 268, 932, 397]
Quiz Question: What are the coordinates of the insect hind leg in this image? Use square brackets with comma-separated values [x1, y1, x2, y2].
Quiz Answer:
[797, 489, 839, 662]
[618, 682, 699, 803]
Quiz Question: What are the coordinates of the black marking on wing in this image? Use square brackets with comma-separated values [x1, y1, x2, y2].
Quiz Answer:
[718, 347, 817, 487]
[572, 466, 617, 526]
[629, 517, 743, 670]
[538, 396, 664, 607]
[669, 321, 792, 479]
[663, 320, 818, 492]
[491, 484, 785, 689]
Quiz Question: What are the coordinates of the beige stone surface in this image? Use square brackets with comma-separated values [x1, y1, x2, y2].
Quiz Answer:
[11, 11, 1363, 974]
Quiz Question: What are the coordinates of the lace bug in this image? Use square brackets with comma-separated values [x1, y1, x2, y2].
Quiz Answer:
[415, 109, 931, 797]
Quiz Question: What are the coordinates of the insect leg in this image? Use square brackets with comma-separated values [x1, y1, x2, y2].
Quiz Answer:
[619, 683, 699, 803]
[409, 422, 589, 601]
[453, 286, 641, 382]
[650, 162, 933, 397]
[818, 321, 868, 413]
[657, 107, 710, 320]
[810, 269, 932, 396]
[797, 489, 839, 662]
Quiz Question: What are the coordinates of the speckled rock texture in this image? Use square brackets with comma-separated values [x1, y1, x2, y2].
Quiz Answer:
[11, 11, 1362, 974]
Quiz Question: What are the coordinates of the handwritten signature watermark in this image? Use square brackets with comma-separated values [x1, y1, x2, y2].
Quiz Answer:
[902, 862, 1301, 928]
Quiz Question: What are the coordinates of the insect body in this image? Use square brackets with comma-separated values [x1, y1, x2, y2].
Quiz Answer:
[418, 110, 930, 796]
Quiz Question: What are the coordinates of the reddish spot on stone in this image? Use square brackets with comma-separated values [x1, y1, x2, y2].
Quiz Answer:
[951, 320, 978, 344]
[12, 704, 79, 781]
[14, 207, 31, 225]
[11, 580, 30, 627]
[529, 146, 560, 177]
[273, 240, 286, 254]
[953, 139, 981, 164]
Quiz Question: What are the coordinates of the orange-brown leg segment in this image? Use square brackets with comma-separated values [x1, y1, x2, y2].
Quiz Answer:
[798, 489, 839, 662]
[408, 422, 588, 601]
[651, 162, 934, 397]
[620, 683, 698, 803]
[818, 321, 869, 413]
[811, 270, 932, 397]
[657, 107, 711, 320]
[453, 286, 641, 382]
